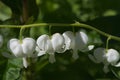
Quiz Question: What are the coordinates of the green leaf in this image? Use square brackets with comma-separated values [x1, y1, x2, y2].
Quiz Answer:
[7, 58, 23, 68]
[3, 68, 21, 80]
[0, 2, 11, 21]
[1, 0, 22, 15]
[3, 58, 23, 80]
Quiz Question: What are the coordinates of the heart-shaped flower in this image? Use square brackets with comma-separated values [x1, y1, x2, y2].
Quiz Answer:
[76, 31, 94, 52]
[36, 34, 55, 63]
[63, 31, 94, 60]
[62, 31, 78, 59]
[36, 33, 65, 63]
[88, 48, 120, 73]
[105, 49, 120, 66]
[8, 37, 36, 68]
[51, 33, 65, 53]
[63, 31, 75, 51]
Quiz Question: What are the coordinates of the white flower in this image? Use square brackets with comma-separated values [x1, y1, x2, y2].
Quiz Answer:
[9, 39, 24, 57]
[63, 31, 75, 51]
[62, 31, 78, 59]
[36, 33, 65, 63]
[0, 35, 3, 48]
[8, 38, 36, 68]
[88, 48, 120, 73]
[106, 49, 120, 66]
[63, 31, 94, 60]
[36, 34, 55, 63]
[76, 31, 94, 52]
[51, 33, 65, 53]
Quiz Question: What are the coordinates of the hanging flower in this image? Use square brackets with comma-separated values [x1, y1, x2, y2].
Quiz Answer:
[36, 34, 55, 63]
[36, 33, 65, 63]
[63, 31, 94, 60]
[51, 33, 65, 53]
[63, 31, 75, 51]
[62, 31, 78, 59]
[7, 38, 36, 68]
[88, 48, 120, 73]
[76, 31, 94, 52]
[36, 32, 69, 61]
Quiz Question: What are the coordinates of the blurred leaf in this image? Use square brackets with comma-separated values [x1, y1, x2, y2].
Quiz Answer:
[88, 30, 103, 45]
[111, 67, 120, 80]
[0, 1, 11, 21]
[3, 68, 21, 80]
[3, 58, 23, 80]
[1, 0, 22, 16]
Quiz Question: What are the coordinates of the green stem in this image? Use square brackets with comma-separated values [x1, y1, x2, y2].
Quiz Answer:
[105, 36, 111, 51]
[0, 22, 120, 41]
[72, 26, 75, 34]
[49, 25, 52, 36]
[19, 27, 24, 43]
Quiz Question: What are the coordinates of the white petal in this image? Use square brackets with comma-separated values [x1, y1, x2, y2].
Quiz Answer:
[35, 46, 46, 56]
[93, 48, 106, 63]
[103, 64, 109, 73]
[46, 39, 54, 53]
[8, 39, 23, 57]
[63, 31, 75, 50]
[22, 38, 36, 57]
[114, 62, 120, 67]
[106, 49, 120, 65]
[80, 45, 95, 52]
[76, 31, 88, 51]
[51, 33, 65, 53]
[88, 54, 101, 63]
[88, 45, 94, 50]
[72, 49, 79, 60]
[23, 57, 28, 68]
[37, 34, 50, 52]
[49, 53, 56, 63]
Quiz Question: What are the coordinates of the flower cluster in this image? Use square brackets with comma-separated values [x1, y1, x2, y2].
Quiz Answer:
[1, 29, 120, 73]
[6, 30, 94, 68]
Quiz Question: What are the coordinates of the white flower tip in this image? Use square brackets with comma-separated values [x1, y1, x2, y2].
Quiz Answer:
[103, 65, 109, 73]
[49, 54, 56, 63]
[35, 46, 46, 56]
[88, 45, 94, 50]
[72, 52, 79, 60]
[114, 62, 120, 67]
[23, 58, 28, 68]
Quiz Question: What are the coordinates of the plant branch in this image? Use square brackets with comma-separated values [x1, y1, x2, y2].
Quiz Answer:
[0, 22, 120, 41]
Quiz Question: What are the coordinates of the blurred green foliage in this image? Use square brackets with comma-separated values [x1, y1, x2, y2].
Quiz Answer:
[0, 0, 120, 80]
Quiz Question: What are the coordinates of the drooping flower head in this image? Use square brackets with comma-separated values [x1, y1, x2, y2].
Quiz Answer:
[62, 31, 78, 59]
[8, 38, 36, 68]
[36, 34, 55, 63]
[76, 31, 94, 52]
[51, 33, 65, 53]
[88, 47, 120, 73]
